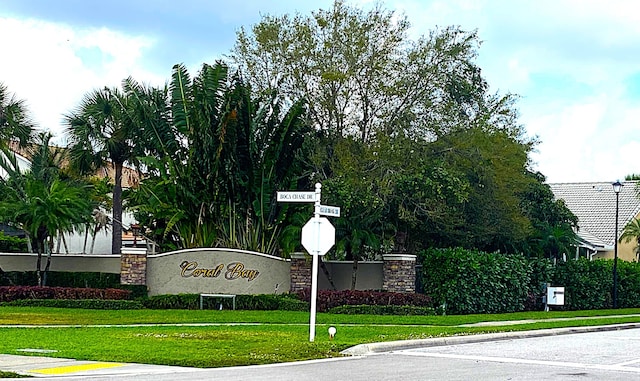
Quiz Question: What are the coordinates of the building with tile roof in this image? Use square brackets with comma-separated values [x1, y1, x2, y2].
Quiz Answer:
[549, 181, 640, 261]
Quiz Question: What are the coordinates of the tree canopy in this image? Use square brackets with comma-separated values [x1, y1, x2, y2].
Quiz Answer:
[0, 2, 580, 268]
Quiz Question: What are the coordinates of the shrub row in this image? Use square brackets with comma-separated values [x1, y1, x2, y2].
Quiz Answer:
[0, 271, 122, 288]
[328, 304, 441, 316]
[419, 247, 640, 314]
[419, 247, 529, 315]
[296, 289, 433, 312]
[141, 293, 309, 311]
[0, 286, 131, 302]
[3, 299, 145, 310]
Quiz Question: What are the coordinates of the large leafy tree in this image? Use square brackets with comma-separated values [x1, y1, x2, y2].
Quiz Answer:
[0, 132, 93, 285]
[232, 1, 541, 258]
[520, 171, 578, 258]
[0, 83, 34, 148]
[64, 87, 139, 254]
[232, 0, 483, 143]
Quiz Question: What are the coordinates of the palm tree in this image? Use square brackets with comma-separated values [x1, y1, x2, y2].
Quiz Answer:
[0, 83, 34, 148]
[536, 223, 578, 261]
[0, 133, 93, 285]
[619, 218, 640, 261]
[126, 63, 312, 254]
[64, 87, 138, 254]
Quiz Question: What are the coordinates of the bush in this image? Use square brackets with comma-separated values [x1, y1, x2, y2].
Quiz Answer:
[236, 294, 309, 311]
[524, 258, 555, 311]
[0, 286, 132, 302]
[2, 299, 145, 309]
[328, 304, 440, 316]
[552, 259, 612, 310]
[142, 293, 308, 311]
[0, 231, 28, 252]
[419, 247, 530, 314]
[420, 250, 640, 313]
[296, 289, 432, 312]
[142, 294, 200, 309]
[617, 260, 640, 308]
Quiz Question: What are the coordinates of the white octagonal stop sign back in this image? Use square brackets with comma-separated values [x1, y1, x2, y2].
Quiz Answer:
[301, 217, 335, 256]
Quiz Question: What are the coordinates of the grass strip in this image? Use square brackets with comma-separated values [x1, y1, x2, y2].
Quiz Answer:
[0, 307, 639, 367]
[2, 306, 640, 326]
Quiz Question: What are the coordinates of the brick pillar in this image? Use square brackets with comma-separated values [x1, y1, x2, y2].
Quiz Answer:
[120, 247, 147, 285]
[382, 254, 416, 293]
[290, 252, 311, 293]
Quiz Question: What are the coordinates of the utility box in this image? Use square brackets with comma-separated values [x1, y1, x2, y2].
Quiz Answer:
[546, 286, 565, 306]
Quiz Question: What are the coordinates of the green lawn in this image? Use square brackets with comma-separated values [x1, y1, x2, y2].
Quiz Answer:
[1, 307, 640, 368]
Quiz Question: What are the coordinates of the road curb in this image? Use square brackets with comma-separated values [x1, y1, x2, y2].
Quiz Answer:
[341, 322, 640, 356]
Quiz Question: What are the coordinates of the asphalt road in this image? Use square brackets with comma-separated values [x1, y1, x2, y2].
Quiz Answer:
[10, 326, 640, 381]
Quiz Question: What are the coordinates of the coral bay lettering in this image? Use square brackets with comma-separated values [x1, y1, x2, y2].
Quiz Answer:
[180, 261, 260, 282]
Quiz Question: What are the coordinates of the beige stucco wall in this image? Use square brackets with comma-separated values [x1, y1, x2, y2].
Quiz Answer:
[318, 260, 383, 290]
[0, 253, 120, 273]
[594, 239, 638, 262]
[146, 248, 290, 296]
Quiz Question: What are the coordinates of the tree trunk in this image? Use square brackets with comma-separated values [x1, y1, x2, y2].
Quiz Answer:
[43, 239, 53, 286]
[319, 257, 337, 291]
[351, 258, 359, 290]
[90, 230, 97, 255]
[62, 234, 69, 254]
[26, 233, 33, 254]
[112, 162, 123, 254]
[82, 225, 89, 254]
[35, 240, 43, 286]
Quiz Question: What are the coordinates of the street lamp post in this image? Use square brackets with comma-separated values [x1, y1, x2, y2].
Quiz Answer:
[612, 180, 623, 308]
[131, 224, 141, 248]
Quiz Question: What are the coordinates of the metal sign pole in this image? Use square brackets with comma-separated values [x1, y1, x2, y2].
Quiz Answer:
[309, 183, 321, 342]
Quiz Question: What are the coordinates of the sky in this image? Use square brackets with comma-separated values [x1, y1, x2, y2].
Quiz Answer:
[1, 0, 639, 184]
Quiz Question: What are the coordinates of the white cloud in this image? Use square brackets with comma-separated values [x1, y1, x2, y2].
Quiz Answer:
[0, 17, 161, 144]
[377, 0, 640, 182]
[3, 1, 640, 183]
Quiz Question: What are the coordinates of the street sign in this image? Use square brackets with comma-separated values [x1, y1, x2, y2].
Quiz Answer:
[318, 204, 340, 217]
[276, 191, 316, 202]
[301, 217, 335, 256]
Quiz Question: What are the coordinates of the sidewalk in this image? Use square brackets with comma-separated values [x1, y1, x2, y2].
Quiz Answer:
[0, 353, 199, 378]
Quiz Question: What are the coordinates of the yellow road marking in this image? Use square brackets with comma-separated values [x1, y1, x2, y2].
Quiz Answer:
[31, 362, 125, 374]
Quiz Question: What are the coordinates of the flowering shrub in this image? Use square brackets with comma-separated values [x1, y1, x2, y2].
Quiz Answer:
[296, 289, 433, 312]
[0, 286, 131, 302]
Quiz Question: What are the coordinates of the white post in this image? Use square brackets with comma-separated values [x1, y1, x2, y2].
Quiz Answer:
[309, 182, 322, 342]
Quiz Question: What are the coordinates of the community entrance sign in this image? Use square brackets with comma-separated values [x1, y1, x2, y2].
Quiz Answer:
[278, 182, 339, 342]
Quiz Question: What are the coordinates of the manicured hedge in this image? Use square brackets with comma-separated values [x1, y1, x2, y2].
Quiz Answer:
[328, 304, 440, 316]
[420, 247, 640, 314]
[296, 289, 433, 312]
[0, 271, 147, 298]
[0, 286, 132, 302]
[142, 293, 309, 311]
[419, 247, 530, 314]
[3, 299, 145, 310]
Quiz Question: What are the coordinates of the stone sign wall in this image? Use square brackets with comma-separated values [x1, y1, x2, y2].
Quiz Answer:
[1, 250, 417, 295]
[145, 248, 290, 296]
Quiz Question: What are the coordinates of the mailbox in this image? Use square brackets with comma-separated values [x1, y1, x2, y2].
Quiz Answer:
[546, 286, 565, 306]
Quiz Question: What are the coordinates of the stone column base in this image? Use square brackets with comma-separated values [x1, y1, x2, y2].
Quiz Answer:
[290, 252, 311, 293]
[120, 247, 147, 285]
[382, 254, 416, 293]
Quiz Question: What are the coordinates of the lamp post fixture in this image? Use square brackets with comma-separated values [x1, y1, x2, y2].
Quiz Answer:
[131, 224, 141, 248]
[612, 180, 623, 308]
